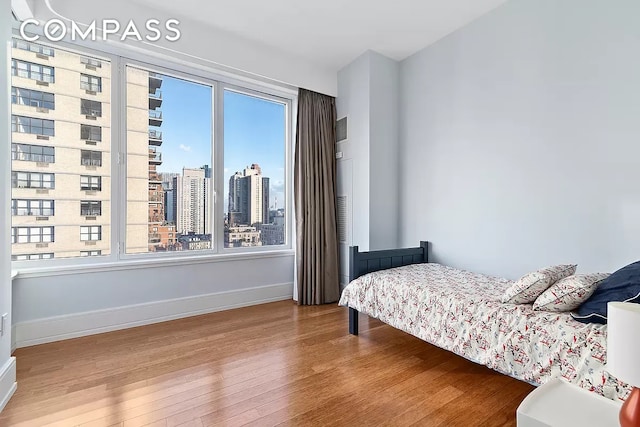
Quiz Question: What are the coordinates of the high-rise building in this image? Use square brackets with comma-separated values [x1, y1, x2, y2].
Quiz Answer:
[174, 167, 211, 235]
[228, 164, 268, 226]
[9, 39, 147, 259]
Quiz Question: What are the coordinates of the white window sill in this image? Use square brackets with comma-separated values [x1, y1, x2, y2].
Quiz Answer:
[12, 249, 296, 279]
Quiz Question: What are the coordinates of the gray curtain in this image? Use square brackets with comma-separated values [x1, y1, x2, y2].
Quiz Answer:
[294, 88, 340, 305]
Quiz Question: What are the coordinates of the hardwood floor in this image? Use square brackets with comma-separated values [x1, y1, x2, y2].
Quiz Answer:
[1, 301, 534, 426]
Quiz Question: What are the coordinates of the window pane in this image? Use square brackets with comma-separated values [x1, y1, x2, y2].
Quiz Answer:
[126, 67, 213, 254]
[223, 90, 287, 248]
[11, 39, 111, 261]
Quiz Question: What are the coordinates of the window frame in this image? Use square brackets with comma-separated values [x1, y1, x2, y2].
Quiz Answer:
[12, 199, 55, 216]
[10, 29, 296, 272]
[80, 73, 102, 92]
[80, 149, 103, 167]
[80, 200, 102, 216]
[11, 144, 55, 163]
[80, 124, 102, 141]
[80, 175, 102, 191]
[80, 225, 102, 241]
[81, 99, 102, 117]
[12, 87, 55, 110]
[11, 58, 55, 83]
[11, 114, 55, 136]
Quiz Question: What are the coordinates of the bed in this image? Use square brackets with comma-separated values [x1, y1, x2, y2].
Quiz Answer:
[339, 241, 630, 401]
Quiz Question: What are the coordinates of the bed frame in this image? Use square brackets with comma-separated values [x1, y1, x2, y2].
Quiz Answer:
[348, 241, 430, 335]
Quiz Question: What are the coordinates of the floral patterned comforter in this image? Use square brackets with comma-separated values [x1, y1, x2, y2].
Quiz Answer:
[339, 263, 630, 401]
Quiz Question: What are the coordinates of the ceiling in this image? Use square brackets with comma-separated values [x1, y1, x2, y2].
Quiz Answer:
[127, 0, 509, 70]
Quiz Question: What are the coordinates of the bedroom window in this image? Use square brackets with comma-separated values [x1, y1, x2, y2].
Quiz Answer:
[10, 32, 293, 268]
[125, 66, 213, 254]
[224, 89, 287, 248]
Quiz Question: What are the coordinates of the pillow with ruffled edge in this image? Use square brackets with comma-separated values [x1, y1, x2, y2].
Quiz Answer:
[572, 260, 640, 324]
[501, 264, 577, 304]
[533, 273, 609, 312]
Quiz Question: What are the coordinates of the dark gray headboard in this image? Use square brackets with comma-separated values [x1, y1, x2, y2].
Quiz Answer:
[348, 241, 430, 282]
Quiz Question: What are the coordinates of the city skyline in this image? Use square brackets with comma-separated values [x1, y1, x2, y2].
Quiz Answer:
[156, 76, 286, 213]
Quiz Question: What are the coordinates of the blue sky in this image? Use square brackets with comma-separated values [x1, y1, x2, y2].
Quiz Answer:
[156, 76, 286, 213]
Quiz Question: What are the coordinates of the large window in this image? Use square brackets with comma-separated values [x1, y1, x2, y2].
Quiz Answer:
[80, 74, 102, 92]
[125, 66, 213, 254]
[10, 34, 292, 266]
[12, 226, 54, 243]
[12, 115, 55, 136]
[12, 199, 55, 216]
[12, 171, 55, 189]
[12, 87, 55, 110]
[11, 144, 55, 163]
[11, 59, 55, 83]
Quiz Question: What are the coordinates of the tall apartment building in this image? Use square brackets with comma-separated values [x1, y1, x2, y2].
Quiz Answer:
[228, 164, 269, 226]
[9, 38, 134, 259]
[126, 67, 177, 252]
[174, 167, 212, 235]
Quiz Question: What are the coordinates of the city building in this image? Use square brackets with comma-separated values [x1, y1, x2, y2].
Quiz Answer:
[228, 164, 268, 226]
[10, 39, 122, 259]
[174, 167, 212, 235]
[225, 226, 262, 248]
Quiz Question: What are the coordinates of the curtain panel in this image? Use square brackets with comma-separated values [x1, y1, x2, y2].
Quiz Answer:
[294, 88, 340, 305]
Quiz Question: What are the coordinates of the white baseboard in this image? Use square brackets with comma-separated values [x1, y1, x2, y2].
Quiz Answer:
[15, 283, 293, 348]
[0, 357, 17, 413]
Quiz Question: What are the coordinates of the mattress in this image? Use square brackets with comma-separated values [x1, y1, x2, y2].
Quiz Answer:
[339, 263, 630, 401]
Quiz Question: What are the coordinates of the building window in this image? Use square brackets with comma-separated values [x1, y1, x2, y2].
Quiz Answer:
[80, 124, 102, 141]
[80, 226, 101, 241]
[80, 74, 102, 92]
[12, 38, 54, 57]
[81, 150, 102, 166]
[80, 57, 102, 68]
[11, 171, 55, 189]
[80, 175, 102, 191]
[11, 226, 54, 243]
[11, 144, 55, 163]
[80, 250, 102, 257]
[12, 199, 55, 216]
[11, 59, 55, 83]
[12, 87, 55, 110]
[80, 201, 101, 216]
[81, 99, 102, 117]
[12, 253, 54, 261]
[11, 115, 55, 136]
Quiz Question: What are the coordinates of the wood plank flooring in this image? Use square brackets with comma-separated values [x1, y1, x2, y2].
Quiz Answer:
[1, 301, 534, 426]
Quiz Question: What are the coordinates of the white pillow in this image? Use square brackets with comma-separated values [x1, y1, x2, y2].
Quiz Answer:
[501, 264, 577, 304]
[533, 273, 609, 312]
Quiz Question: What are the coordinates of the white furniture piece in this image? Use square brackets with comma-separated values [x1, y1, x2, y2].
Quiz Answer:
[517, 378, 621, 427]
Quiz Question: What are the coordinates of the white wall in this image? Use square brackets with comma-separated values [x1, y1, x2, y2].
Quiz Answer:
[0, 2, 18, 412]
[369, 53, 400, 251]
[32, 0, 337, 95]
[336, 51, 400, 285]
[399, 0, 640, 279]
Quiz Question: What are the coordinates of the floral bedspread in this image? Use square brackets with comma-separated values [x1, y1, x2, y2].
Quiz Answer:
[339, 263, 630, 401]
